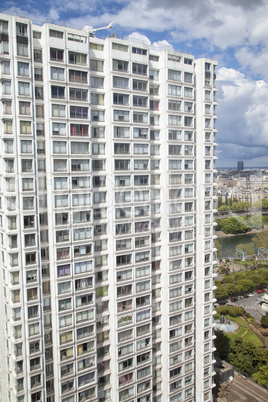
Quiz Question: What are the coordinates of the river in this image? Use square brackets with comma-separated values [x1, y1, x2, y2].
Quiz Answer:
[217, 233, 256, 259]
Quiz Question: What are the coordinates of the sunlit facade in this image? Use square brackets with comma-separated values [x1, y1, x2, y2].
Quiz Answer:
[0, 12, 218, 402]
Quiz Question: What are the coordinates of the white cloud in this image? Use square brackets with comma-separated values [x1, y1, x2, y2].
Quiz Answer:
[48, 8, 60, 21]
[152, 40, 173, 50]
[216, 67, 268, 167]
[126, 32, 151, 46]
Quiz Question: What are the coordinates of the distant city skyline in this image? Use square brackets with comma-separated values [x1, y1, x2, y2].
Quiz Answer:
[2, 0, 268, 167]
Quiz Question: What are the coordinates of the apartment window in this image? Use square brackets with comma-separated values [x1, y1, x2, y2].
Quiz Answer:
[72, 193, 90, 207]
[70, 124, 88, 137]
[35, 86, 43, 99]
[185, 87, 193, 97]
[55, 212, 69, 225]
[71, 159, 90, 172]
[169, 100, 181, 111]
[134, 144, 148, 155]
[71, 142, 89, 154]
[18, 62, 29, 76]
[36, 123, 44, 136]
[133, 79, 147, 92]
[168, 69, 181, 81]
[115, 207, 131, 219]
[20, 140, 32, 153]
[183, 57, 192, 65]
[36, 105, 44, 118]
[149, 69, 159, 80]
[1, 60, 10, 74]
[53, 159, 66, 172]
[113, 93, 129, 106]
[91, 76, 104, 88]
[33, 48, 42, 62]
[0, 34, 9, 55]
[55, 195, 68, 208]
[133, 111, 148, 123]
[168, 115, 181, 126]
[184, 116, 193, 127]
[114, 126, 130, 138]
[168, 161, 181, 172]
[52, 104, 65, 117]
[113, 59, 128, 72]
[69, 69, 87, 83]
[50, 85, 65, 99]
[115, 159, 130, 171]
[22, 178, 34, 192]
[71, 88, 88, 101]
[50, 48, 64, 62]
[90, 59, 103, 71]
[72, 176, 90, 189]
[184, 72, 193, 83]
[51, 67, 64, 80]
[91, 110, 104, 121]
[69, 51, 87, 65]
[70, 106, 88, 119]
[49, 29, 63, 38]
[18, 81, 30, 96]
[132, 46, 147, 55]
[53, 141, 66, 154]
[34, 67, 42, 81]
[133, 95, 148, 107]
[19, 101, 31, 115]
[113, 76, 129, 89]
[75, 260, 92, 274]
[114, 110, 129, 122]
[92, 159, 106, 171]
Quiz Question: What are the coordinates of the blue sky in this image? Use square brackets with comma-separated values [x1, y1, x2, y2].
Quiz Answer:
[2, 0, 268, 168]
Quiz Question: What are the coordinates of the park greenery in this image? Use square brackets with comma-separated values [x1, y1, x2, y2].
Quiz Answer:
[232, 231, 268, 257]
[215, 215, 268, 234]
[217, 197, 268, 212]
[229, 338, 268, 387]
[214, 305, 268, 388]
[215, 266, 268, 300]
[261, 313, 268, 329]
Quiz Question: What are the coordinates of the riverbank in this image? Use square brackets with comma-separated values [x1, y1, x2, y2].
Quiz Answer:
[216, 225, 268, 239]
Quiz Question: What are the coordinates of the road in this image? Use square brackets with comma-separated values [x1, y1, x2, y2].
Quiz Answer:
[230, 294, 264, 321]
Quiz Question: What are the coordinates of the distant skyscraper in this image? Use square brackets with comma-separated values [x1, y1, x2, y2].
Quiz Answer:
[0, 12, 218, 402]
[237, 161, 244, 171]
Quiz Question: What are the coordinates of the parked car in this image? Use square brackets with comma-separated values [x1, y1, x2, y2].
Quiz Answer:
[257, 289, 264, 294]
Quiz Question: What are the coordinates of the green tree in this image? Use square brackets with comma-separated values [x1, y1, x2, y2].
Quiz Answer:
[225, 198, 234, 207]
[261, 313, 268, 329]
[253, 198, 268, 210]
[215, 239, 222, 259]
[218, 196, 223, 208]
[214, 330, 230, 360]
[253, 232, 268, 249]
[216, 305, 244, 317]
[248, 215, 263, 230]
[228, 338, 256, 375]
[235, 243, 255, 256]
[218, 204, 229, 212]
[226, 217, 250, 234]
[252, 364, 268, 388]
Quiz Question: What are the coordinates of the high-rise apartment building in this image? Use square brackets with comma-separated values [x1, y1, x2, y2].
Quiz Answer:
[237, 161, 244, 171]
[0, 12, 218, 402]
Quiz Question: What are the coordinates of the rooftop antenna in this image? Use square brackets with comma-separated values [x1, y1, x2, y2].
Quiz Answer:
[83, 21, 115, 37]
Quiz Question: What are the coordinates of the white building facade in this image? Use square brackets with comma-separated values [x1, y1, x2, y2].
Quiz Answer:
[0, 13, 218, 402]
